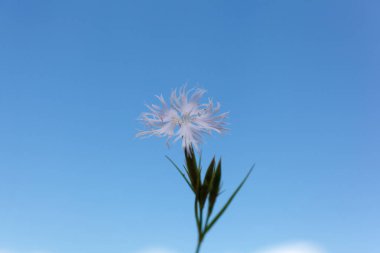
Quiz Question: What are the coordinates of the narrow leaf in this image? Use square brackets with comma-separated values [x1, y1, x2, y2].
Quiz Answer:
[205, 164, 255, 234]
[199, 157, 216, 209]
[207, 158, 222, 217]
[204, 157, 216, 190]
[165, 155, 194, 192]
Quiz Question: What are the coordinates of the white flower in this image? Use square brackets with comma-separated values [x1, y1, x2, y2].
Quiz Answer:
[137, 87, 228, 152]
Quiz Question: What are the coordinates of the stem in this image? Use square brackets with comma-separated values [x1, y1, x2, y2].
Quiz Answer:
[199, 202, 203, 230]
[195, 193, 205, 253]
[195, 199, 206, 253]
[195, 239, 202, 253]
[205, 215, 211, 230]
[188, 146, 208, 253]
[194, 197, 201, 238]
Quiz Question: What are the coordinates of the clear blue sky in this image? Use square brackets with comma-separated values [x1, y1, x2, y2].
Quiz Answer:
[0, 1, 379, 253]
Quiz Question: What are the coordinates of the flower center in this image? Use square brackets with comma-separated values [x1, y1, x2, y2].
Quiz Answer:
[175, 113, 193, 126]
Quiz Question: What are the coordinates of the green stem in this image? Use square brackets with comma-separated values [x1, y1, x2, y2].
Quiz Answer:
[199, 202, 203, 230]
[205, 215, 211, 230]
[195, 197, 207, 253]
[194, 198, 201, 236]
[195, 238, 203, 253]
[195, 195, 205, 253]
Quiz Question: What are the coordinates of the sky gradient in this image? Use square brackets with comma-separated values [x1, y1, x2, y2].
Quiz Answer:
[0, 1, 379, 253]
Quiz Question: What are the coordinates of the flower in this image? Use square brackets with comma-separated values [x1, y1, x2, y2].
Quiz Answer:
[136, 87, 228, 152]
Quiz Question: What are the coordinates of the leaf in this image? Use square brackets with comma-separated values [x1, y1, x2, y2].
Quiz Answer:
[204, 164, 255, 235]
[165, 155, 194, 192]
[185, 147, 200, 193]
[204, 157, 216, 190]
[207, 158, 222, 218]
[198, 157, 216, 210]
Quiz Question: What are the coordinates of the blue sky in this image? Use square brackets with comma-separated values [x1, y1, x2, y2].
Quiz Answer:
[0, 1, 379, 253]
